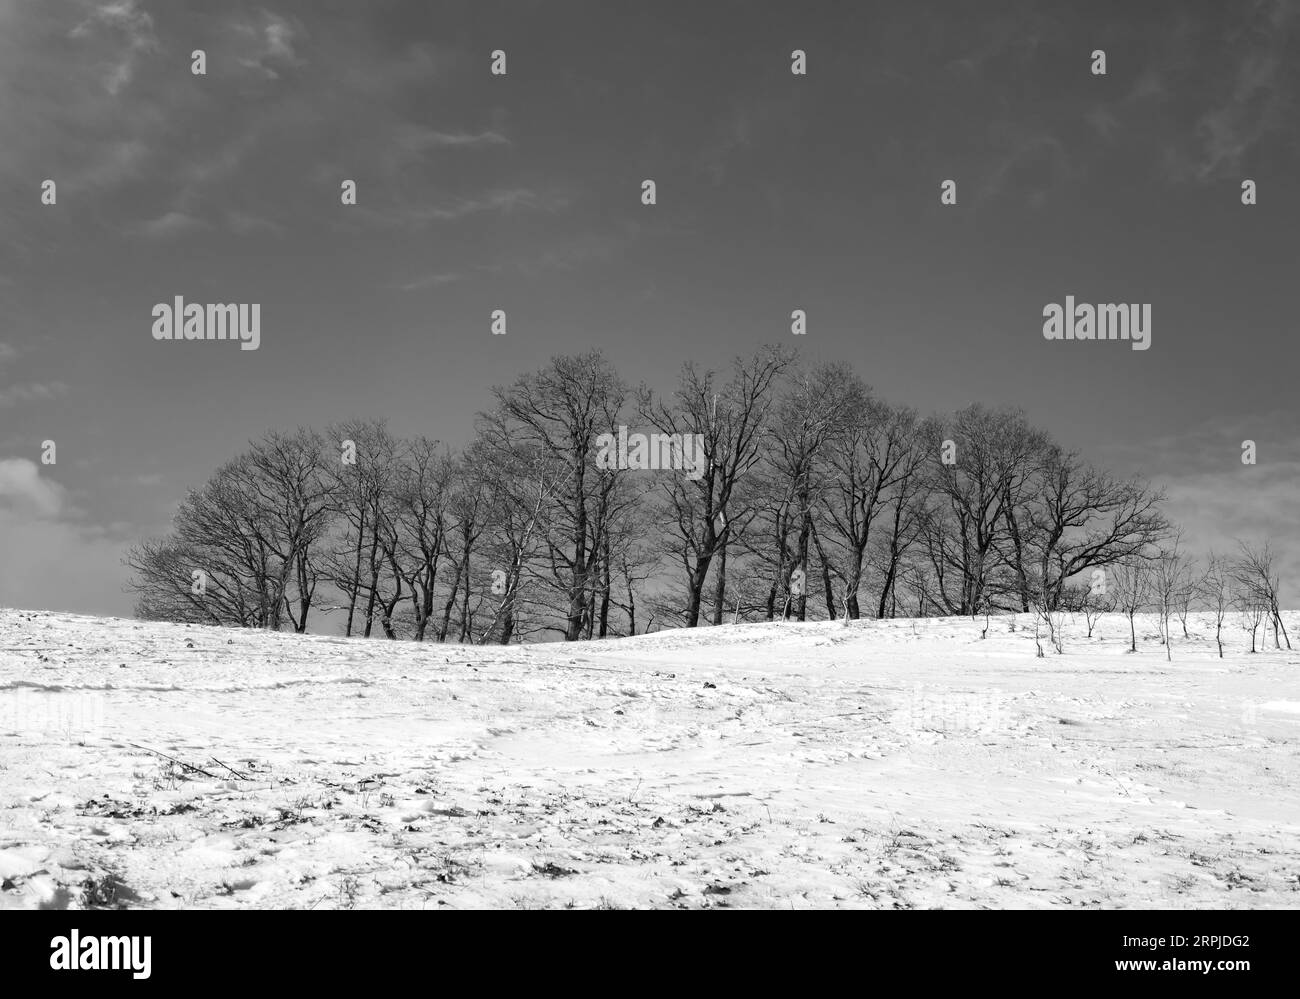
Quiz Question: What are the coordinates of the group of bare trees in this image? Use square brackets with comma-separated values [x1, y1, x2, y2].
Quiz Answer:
[129, 429, 335, 631]
[1076, 539, 1292, 659]
[126, 347, 1289, 646]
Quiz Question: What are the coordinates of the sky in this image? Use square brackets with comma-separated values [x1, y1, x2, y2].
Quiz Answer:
[0, 0, 1297, 616]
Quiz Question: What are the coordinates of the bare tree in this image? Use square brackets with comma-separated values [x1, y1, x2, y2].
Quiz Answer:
[472, 440, 564, 645]
[1200, 552, 1233, 658]
[871, 415, 934, 618]
[323, 420, 400, 637]
[1150, 536, 1187, 662]
[819, 387, 928, 619]
[638, 345, 791, 628]
[1235, 587, 1268, 653]
[440, 468, 489, 643]
[1024, 448, 1168, 611]
[128, 429, 334, 631]
[127, 537, 243, 626]
[1081, 581, 1114, 639]
[390, 438, 455, 641]
[1231, 540, 1291, 651]
[1030, 579, 1064, 656]
[759, 363, 857, 621]
[1173, 555, 1199, 639]
[1229, 544, 1271, 654]
[1109, 557, 1151, 653]
[923, 405, 1050, 615]
[478, 351, 628, 641]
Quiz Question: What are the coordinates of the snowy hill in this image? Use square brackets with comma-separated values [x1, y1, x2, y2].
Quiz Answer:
[1, 607, 1297, 909]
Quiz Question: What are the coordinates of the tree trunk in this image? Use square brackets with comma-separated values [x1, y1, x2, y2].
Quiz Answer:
[438, 560, 462, 642]
[598, 537, 611, 638]
[711, 542, 727, 626]
[345, 506, 366, 637]
[810, 517, 836, 620]
[685, 555, 711, 628]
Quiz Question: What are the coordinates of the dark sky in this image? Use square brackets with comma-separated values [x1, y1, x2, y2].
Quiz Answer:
[1, 0, 1297, 614]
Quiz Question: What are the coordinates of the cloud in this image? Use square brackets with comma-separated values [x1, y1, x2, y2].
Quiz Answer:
[68, 0, 158, 95]
[65, 139, 150, 194]
[0, 4, 165, 203]
[231, 11, 303, 79]
[515, 231, 621, 276]
[0, 504, 133, 615]
[1, 3, 516, 255]
[0, 457, 133, 615]
[695, 99, 803, 188]
[0, 381, 69, 407]
[262, 14, 296, 60]
[413, 188, 567, 222]
[398, 271, 465, 292]
[1085, 106, 1121, 141]
[226, 210, 284, 237]
[341, 40, 453, 97]
[941, 13, 1050, 81]
[1102, 411, 1300, 604]
[382, 124, 512, 177]
[977, 130, 1074, 206]
[125, 211, 207, 239]
[355, 188, 568, 231]
[1162, 464, 1300, 606]
[395, 125, 509, 154]
[0, 458, 67, 518]
[1162, 2, 1299, 183]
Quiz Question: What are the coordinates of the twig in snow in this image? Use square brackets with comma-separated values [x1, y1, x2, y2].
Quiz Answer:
[209, 756, 251, 781]
[127, 743, 219, 779]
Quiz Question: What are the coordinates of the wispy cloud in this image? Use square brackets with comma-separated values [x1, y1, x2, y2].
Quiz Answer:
[1, 2, 521, 255]
[65, 138, 150, 194]
[398, 271, 465, 292]
[396, 125, 510, 153]
[1084, 106, 1121, 141]
[1161, 0, 1298, 183]
[383, 124, 512, 177]
[125, 210, 207, 239]
[0, 381, 69, 407]
[230, 10, 303, 79]
[414, 188, 565, 221]
[68, 0, 158, 95]
[226, 210, 285, 237]
[977, 129, 1074, 207]
[355, 188, 569, 230]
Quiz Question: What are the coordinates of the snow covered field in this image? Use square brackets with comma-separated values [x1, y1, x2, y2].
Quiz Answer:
[1, 608, 1297, 910]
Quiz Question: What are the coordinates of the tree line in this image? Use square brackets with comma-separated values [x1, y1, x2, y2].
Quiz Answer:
[125, 346, 1290, 650]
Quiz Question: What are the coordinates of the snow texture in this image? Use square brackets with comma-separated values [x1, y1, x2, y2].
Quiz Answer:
[1, 608, 1297, 909]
